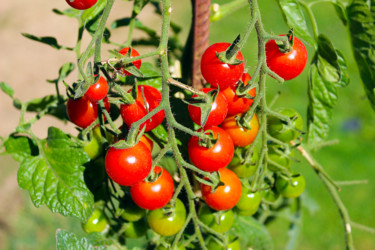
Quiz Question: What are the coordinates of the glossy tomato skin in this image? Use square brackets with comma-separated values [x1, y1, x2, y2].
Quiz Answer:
[121, 199, 145, 222]
[221, 73, 256, 116]
[235, 187, 261, 216]
[188, 88, 228, 128]
[188, 126, 234, 172]
[201, 43, 245, 90]
[105, 141, 152, 186]
[122, 219, 148, 238]
[118, 47, 142, 76]
[268, 108, 303, 142]
[201, 168, 242, 211]
[84, 126, 103, 160]
[198, 205, 234, 233]
[130, 166, 174, 210]
[65, 0, 98, 10]
[228, 146, 258, 178]
[276, 174, 306, 198]
[265, 36, 307, 81]
[85, 76, 109, 102]
[147, 199, 186, 236]
[81, 209, 109, 233]
[67, 96, 98, 128]
[221, 113, 260, 147]
[120, 85, 165, 132]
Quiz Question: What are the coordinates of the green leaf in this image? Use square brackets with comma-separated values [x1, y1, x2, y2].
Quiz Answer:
[332, 1, 348, 26]
[315, 35, 341, 83]
[111, 18, 158, 38]
[52, 8, 81, 18]
[80, 0, 107, 25]
[230, 216, 273, 249]
[56, 230, 113, 250]
[17, 127, 94, 220]
[0, 82, 14, 98]
[138, 77, 162, 92]
[22, 33, 73, 50]
[139, 63, 161, 77]
[4, 135, 38, 162]
[277, 0, 316, 47]
[347, 0, 375, 111]
[26, 95, 59, 112]
[336, 50, 350, 87]
[133, 0, 152, 16]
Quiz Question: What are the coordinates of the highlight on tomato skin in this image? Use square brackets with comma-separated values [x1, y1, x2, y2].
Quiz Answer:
[65, 0, 98, 10]
[188, 126, 234, 172]
[201, 42, 245, 90]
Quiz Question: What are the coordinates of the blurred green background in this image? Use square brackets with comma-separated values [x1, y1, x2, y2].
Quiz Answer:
[0, 0, 374, 249]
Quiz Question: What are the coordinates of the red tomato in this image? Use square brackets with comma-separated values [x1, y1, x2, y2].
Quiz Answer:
[265, 36, 307, 81]
[130, 166, 174, 210]
[221, 73, 256, 116]
[118, 47, 142, 76]
[188, 88, 228, 128]
[220, 113, 259, 147]
[85, 76, 109, 102]
[201, 43, 245, 90]
[105, 141, 152, 186]
[66, 96, 98, 128]
[188, 126, 234, 172]
[65, 0, 97, 10]
[140, 135, 153, 152]
[201, 168, 242, 210]
[120, 85, 165, 132]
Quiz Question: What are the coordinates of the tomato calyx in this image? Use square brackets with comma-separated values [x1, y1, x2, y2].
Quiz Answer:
[235, 77, 257, 98]
[114, 47, 144, 77]
[111, 125, 147, 149]
[197, 129, 219, 148]
[185, 89, 219, 127]
[274, 29, 295, 54]
[216, 34, 244, 65]
[235, 113, 254, 130]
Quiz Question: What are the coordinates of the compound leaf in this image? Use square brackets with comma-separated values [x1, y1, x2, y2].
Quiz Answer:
[56, 230, 113, 250]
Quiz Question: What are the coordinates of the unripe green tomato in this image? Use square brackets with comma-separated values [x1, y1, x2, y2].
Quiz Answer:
[147, 199, 186, 236]
[81, 209, 109, 233]
[235, 187, 261, 216]
[155, 245, 186, 250]
[84, 126, 103, 159]
[198, 205, 234, 233]
[262, 188, 280, 203]
[227, 146, 258, 178]
[206, 237, 241, 250]
[121, 200, 145, 222]
[276, 174, 306, 198]
[267, 146, 294, 172]
[267, 108, 303, 142]
[123, 219, 148, 238]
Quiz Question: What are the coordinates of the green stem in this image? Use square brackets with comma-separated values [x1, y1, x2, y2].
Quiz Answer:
[298, 0, 319, 42]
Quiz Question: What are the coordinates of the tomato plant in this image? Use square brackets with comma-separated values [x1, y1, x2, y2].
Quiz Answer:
[201, 168, 242, 211]
[66, 96, 98, 128]
[201, 42, 245, 90]
[206, 236, 241, 250]
[265, 35, 307, 81]
[228, 146, 258, 178]
[65, 0, 98, 10]
[121, 199, 146, 222]
[188, 126, 234, 172]
[120, 85, 165, 132]
[130, 166, 174, 210]
[267, 145, 295, 172]
[122, 219, 148, 238]
[105, 141, 152, 186]
[221, 113, 259, 147]
[188, 88, 228, 128]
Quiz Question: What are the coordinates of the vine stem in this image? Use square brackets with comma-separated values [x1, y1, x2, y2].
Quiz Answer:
[298, 0, 319, 42]
[294, 143, 354, 250]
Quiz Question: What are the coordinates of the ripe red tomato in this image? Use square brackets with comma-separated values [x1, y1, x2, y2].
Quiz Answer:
[201, 43, 245, 90]
[188, 126, 234, 172]
[118, 47, 142, 76]
[65, 0, 97, 10]
[85, 76, 109, 102]
[220, 113, 259, 147]
[265, 36, 307, 81]
[201, 168, 242, 210]
[105, 141, 152, 186]
[120, 85, 165, 132]
[221, 73, 256, 116]
[66, 96, 98, 128]
[130, 166, 174, 210]
[188, 88, 228, 128]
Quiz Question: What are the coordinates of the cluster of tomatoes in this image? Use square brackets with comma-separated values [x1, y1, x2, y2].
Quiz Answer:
[65, 21, 308, 246]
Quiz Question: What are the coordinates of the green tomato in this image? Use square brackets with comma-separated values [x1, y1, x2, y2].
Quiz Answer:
[262, 188, 280, 203]
[84, 126, 103, 159]
[198, 205, 234, 233]
[81, 209, 109, 233]
[227, 146, 258, 178]
[121, 199, 145, 222]
[123, 219, 148, 238]
[267, 108, 303, 142]
[155, 245, 186, 250]
[147, 199, 186, 236]
[267, 146, 294, 172]
[276, 174, 306, 198]
[206, 237, 241, 250]
[235, 187, 261, 216]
